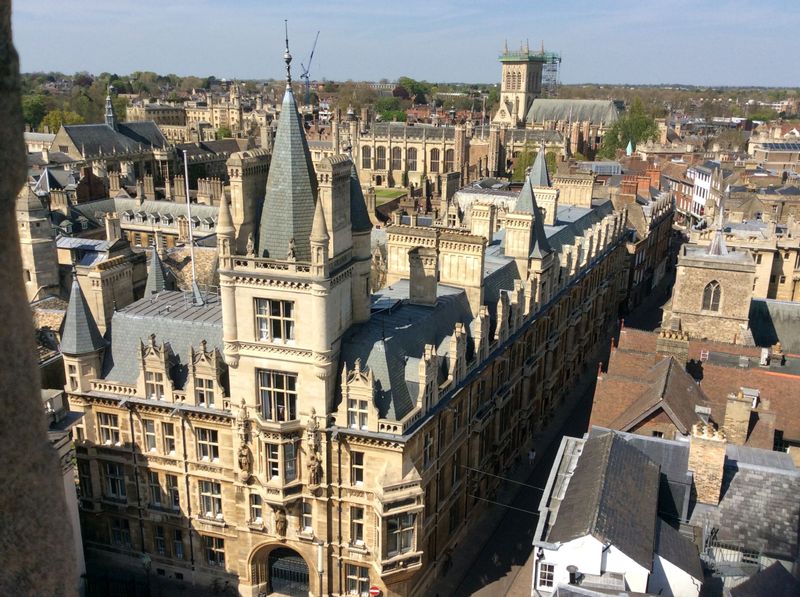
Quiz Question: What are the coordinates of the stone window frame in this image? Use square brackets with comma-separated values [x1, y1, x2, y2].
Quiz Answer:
[407, 147, 418, 172]
[375, 146, 387, 170]
[173, 529, 185, 560]
[195, 377, 215, 408]
[98, 412, 121, 445]
[104, 461, 127, 499]
[162, 422, 176, 455]
[345, 563, 370, 595]
[538, 562, 555, 588]
[249, 493, 263, 524]
[702, 280, 722, 312]
[110, 517, 132, 548]
[154, 525, 167, 556]
[301, 500, 313, 533]
[351, 450, 365, 486]
[148, 471, 162, 507]
[145, 370, 166, 400]
[350, 506, 365, 546]
[196, 427, 220, 462]
[361, 146, 372, 169]
[385, 512, 416, 557]
[203, 535, 225, 567]
[198, 479, 223, 520]
[256, 369, 298, 423]
[143, 419, 157, 452]
[347, 397, 369, 430]
[444, 149, 454, 173]
[254, 298, 295, 344]
[166, 474, 180, 510]
[430, 148, 440, 173]
[391, 147, 402, 170]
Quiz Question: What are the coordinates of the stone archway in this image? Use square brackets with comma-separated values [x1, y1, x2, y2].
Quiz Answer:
[250, 545, 309, 596]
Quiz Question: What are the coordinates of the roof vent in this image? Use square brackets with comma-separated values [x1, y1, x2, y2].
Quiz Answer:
[738, 356, 750, 368]
[759, 348, 770, 366]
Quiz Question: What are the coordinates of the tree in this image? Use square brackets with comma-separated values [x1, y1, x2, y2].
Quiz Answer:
[393, 85, 409, 100]
[597, 97, 658, 159]
[512, 149, 557, 182]
[22, 94, 46, 129]
[41, 109, 84, 132]
[216, 126, 233, 139]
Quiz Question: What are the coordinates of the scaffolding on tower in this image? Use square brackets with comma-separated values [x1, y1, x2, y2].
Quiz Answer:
[539, 43, 561, 98]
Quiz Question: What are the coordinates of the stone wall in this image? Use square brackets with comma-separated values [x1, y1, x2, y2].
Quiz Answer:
[688, 423, 727, 505]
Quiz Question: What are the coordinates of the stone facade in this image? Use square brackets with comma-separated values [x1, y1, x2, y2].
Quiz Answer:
[687, 423, 727, 505]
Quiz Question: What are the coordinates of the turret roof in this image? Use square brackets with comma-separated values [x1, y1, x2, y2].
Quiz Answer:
[61, 273, 105, 355]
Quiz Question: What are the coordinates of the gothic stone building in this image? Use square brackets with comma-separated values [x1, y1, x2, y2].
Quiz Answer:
[64, 52, 630, 597]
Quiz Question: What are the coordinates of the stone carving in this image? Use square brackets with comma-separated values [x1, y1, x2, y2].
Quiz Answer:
[287, 238, 296, 262]
[307, 450, 322, 486]
[274, 508, 287, 538]
[246, 233, 255, 257]
[238, 444, 251, 481]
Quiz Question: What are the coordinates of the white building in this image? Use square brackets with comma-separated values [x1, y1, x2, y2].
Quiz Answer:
[532, 432, 703, 596]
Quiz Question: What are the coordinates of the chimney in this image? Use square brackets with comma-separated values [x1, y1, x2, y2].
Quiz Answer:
[636, 175, 650, 196]
[647, 165, 661, 191]
[620, 175, 638, 197]
[408, 246, 438, 306]
[688, 423, 727, 505]
[104, 213, 122, 242]
[108, 171, 120, 193]
[723, 389, 755, 445]
[470, 202, 496, 244]
[144, 174, 155, 199]
[41, 146, 49, 163]
[655, 328, 690, 363]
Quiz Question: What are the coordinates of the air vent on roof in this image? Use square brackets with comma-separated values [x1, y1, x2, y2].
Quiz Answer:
[759, 348, 770, 366]
[695, 405, 711, 424]
[738, 356, 750, 368]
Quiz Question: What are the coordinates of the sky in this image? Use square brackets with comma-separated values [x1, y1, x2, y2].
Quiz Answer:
[11, 0, 800, 87]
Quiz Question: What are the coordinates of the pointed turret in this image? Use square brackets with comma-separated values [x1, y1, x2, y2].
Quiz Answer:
[516, 148, 551, 215]
[349, 164, 372, 233]
[105, 85, 117, 131]
[217, 196, 234, 238]
[527, 180, 553, 259]
[529, 145, 551, 188]
[256, 37, 318, 260]
[61, 271, 105, 355]
[144, 246, 171, 296]
[310, 199, 329, 280]
[310, 198, 329, 244]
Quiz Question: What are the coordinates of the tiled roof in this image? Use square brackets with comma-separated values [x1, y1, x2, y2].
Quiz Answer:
[547, 431, 660, 570]
[257, 85, 317, 260]
[526, 99, 620, 125]
[63, 121, 166, 156]
[730, 561, 800, 597]
[749, 299, 800, 354]
[60, 275, 105, 355]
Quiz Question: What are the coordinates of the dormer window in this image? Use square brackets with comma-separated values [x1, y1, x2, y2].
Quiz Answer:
[145, 371, 165, 400]
[196, 377, 215, 408]
[348, 398, 368, 430]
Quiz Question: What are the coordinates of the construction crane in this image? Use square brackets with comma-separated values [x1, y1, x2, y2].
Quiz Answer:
[300, 30, 320, 106]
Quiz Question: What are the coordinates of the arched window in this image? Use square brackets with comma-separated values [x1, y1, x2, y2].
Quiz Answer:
[391, 147, 402, 170]
[361, 146, 372, 170]
[375, 146, 386, 170]
[444, 149, 454, 173]
[702, 280, 721, 311]
[407, 148, 418, 172]
[505, 71, 512, 90]
[430, 148, 440, 173]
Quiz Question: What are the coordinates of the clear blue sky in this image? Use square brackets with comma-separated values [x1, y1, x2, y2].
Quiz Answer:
[12, 0, 799, 86]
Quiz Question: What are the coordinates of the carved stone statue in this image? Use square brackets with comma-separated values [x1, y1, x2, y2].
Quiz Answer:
[238, 445, 251, 480]
[246, 233, 255, 257]
[307, 450, 322, 486]
[287, 237, 296, 262]
[306, 407, 320, 452]
[274, 508, 287, 538]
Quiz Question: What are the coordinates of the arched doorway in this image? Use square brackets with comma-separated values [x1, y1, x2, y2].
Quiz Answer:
[251, 546, 309, 596]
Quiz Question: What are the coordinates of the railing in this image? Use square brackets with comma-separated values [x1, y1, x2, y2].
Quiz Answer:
[232, 257, 311, 274]
[91, 381, 137, 396]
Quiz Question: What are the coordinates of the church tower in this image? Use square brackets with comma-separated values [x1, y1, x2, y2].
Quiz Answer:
[17, 184, 59, 301]
[492, 41, 544, 128]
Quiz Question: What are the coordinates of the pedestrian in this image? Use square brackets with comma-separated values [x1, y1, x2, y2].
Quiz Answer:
[528, 449, 536, 466]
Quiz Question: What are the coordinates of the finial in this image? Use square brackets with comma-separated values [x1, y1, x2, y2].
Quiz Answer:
[284, 19, 293, 87]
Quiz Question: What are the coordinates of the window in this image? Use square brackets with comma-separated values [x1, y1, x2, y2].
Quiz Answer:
[166, 474, 180, 510]
[265, 443, 280, 479]
[351, 451, 364, 485]
[143, 420, 157, 452]
[173, 529, 184, 559]
[195, 377, 215, 408]
[451, 450, 461, 486]
[196, 428, 219, 462]
[98, 412, 120, 445]
[250, 493, 263, 523]
[351, 507, 364, 545]
[539, 562, 555, 588]
[257, 370, 298, 422]
[204, 536, 225, 567]
[423, 432, 433, 469]
[361, 146, 371, 169]
[162, 422, 176, 454]
[702, 280, 721, 311]
[284, 442, 297, 482]
[756, 253, 762, 264]
[154, 525, 167, 556]
[199, 480, 223, 520]
[444, 149, 454, 173]
[407, 148, 418, 172]
[391, 147, 402, 170]
[105, 462, 126, 499]
[430, 148, 440, 173]
[145, 371, 165, 400]
[148, 471, 162, 506]
[68, 364, 78, 391]
[255, 298, 295, 343]
[348, 398, 368, 430]
[110, 518, 131, 547]
[652, 431, 664, 438]
[386, 513, 415, 556]
[375, 146, 386, 170]
[346, 564, 370, 596]
[78, 460, 92, 498]
[301, 501, 313, 532]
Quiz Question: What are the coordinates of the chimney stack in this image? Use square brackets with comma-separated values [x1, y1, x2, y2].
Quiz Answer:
[104, 213, 122, 242]
[408, 246, 438, 306]
[688, 423, 727, 505]
[723, 389, 755, 445]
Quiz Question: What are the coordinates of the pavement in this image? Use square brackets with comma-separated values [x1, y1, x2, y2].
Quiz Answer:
[426, 335, 613, 597]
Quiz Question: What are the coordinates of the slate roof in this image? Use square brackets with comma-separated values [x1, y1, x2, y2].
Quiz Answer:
[749, 298, 800, 354]
[690, 453, 800, 561]
[60, 274, 106, 355]
[730, 561, 800, 597]
[144, 249, 172, 296]
[527, 99, 620, 125]
[257, 85, 318, 260]
[547, 431, 660, 570]
[62, 121, 166, 156]
[72, 197, 219, 231]
[103, 291, 223, 389]
[350, 164, 372, 233]
[607, 357, 706, 435]
[339, 281, 474, 421]
[654, 518, 703, 580]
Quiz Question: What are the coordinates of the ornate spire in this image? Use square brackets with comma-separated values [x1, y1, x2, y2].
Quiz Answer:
[105, 84, 117, 131]
[283, 20, 292, 88]
[144, 245, 171, 296]
[310, 198, 329, 243]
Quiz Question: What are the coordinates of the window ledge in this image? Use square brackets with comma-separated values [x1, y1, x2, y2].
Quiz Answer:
[297, 530, 316, 542]
[195, 516, 227, 528]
